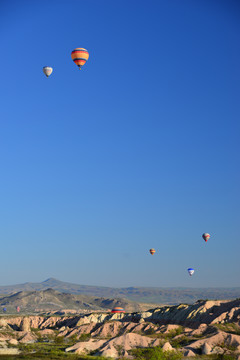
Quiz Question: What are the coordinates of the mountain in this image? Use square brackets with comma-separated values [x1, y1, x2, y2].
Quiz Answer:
[0, 288, 147, 313]
[0, 278, 240, 304]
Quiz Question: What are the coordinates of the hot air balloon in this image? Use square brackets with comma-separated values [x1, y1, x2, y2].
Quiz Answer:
[16, 306, 20, 313]
[149, 248, 156, 255]
[111, 307, 125, 313]
[3, 307, 7, 313]
[71, 48, 89, 69]
[43, 66, 53, 77]
[202, 233, 210, 242]
[187, 268, 194, 276]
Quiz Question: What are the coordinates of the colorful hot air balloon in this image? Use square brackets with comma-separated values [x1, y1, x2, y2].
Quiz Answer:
[43, 66, 53, 77]
[16, 306, 20, 313]
[111, 307, 125, 313]
[187, 268, 195, 276]
[202, 233, 210, 242]
[3, 307, 7, 313]
[71, 48, 89, 69]
[149, 248, 156, 255]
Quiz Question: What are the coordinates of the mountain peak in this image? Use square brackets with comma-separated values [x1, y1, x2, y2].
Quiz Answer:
[42, 278, 61, 284]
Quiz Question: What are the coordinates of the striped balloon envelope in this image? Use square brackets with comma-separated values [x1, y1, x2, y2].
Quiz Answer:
[71, 48, 89, 69]
[202, 233, 210, 242]
[111, 307, 125, 313]
[149, 248, 156, 255]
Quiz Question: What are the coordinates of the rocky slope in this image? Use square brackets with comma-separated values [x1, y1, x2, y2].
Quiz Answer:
[1, 278, 240, 304]
[0, 288, 152, 313]
[0, 299, 239, 358]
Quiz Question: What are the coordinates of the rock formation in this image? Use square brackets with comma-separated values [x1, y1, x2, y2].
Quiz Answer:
[0, 298, 239, 358]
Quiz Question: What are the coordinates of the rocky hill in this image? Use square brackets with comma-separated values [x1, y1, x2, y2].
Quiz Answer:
[0, 278, 240, 304]
[0, 299, 239, 358]
[0, 288, 154, 314]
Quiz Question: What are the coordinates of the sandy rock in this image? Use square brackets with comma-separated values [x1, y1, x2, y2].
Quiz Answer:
[129, 323, 146, 334]
[163, 324, 181, 334]
[0, 341, 7, 348]
[28, 316, 45, 329]
[211, 312, 229, 324]
[202, 343, 212, 355]
[40, 316, 61, 329]
[0, 319, 8, 328]
[225, 333, 240, 347]
[212, 346, 225, 354]
[236, 345, 240, 353]
[144, 323, 158, 333]
[110, 312, 126, 321]
[185, 330, 226, 351]
[150, 299, 240, 328]
[190, 324, 207, 336]
[0, 348, 20, 355]
[91, 321, 122, 338]
[76, 313, 109, 326]
[99, 344, 119, 358]
[121, 322, 139, 334]
[183, 327, 193, 334]
[20, 317, 30, 332]
[65, 339, 106, 354]
[0, 335, 12, 341]
[8, 339, 19, 345]
[19, 332, 36, 344]
[66, 323, 95, 338]
[101, 333, 154, 353]
[162, 341, 174, 352]
[39, 329, 55, 335]
[184, 349, 196, 357]
[58, 328, 70, 337]
[152, 339, 161, 347]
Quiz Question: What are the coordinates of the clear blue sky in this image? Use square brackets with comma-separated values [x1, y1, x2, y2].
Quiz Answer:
[0, 0, 239, 288]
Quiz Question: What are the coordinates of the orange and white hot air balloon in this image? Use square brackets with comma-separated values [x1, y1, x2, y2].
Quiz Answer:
[149, 248, 156, 255]
[71, 48, 89, 70]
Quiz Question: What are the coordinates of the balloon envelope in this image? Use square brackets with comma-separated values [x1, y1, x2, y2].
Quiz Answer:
[43, 66, 53, 77]
[111, 307, 125, 313]
[188, 268, 194, 276]
[149, 248, 156, 255]
[71, 48, 89, 69]
[202, 233, 210, 242]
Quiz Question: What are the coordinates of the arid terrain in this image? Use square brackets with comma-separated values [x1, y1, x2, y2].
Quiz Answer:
[0, 298, 239, 359]
[1, 278, 240, 304]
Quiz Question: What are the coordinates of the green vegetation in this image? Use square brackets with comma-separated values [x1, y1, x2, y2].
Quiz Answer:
[78, 333, 91, 342]
[0, 355, 109, 360]
[193, 356, 236, 360]
[130, 346, 182, 360]
[0, 340, 110, 359]
[214, 322, 240, 335]
[170, 335, 192, 348]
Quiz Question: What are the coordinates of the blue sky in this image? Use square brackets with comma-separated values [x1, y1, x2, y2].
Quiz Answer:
[0, 0, 239, 288]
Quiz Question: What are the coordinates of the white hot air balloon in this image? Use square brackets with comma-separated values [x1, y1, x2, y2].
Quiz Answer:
[187, 268, 195, 276]
[43, 66, 53, 77]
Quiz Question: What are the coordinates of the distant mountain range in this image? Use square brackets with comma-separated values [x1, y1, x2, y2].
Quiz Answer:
[0, 288, 145, 314]
[0, 278, 240, 305]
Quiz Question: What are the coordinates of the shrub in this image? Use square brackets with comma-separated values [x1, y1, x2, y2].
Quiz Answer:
[130, 346, 182, 360]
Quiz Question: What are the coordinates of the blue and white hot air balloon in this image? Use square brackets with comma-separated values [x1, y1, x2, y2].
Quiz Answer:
[187, 268, 195, 276]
